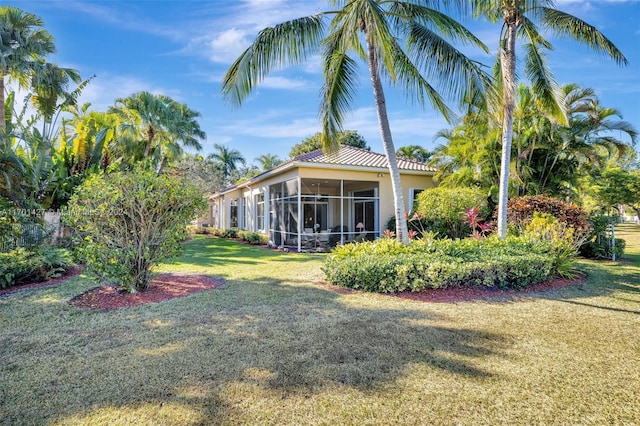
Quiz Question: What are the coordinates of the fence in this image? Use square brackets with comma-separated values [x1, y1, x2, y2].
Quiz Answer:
[0, 223, 52, 252]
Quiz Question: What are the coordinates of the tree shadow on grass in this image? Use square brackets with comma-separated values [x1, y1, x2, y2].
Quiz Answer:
[0, 274, 511, 425]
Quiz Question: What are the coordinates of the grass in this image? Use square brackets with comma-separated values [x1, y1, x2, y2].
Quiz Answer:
[0, 230, 638, 425]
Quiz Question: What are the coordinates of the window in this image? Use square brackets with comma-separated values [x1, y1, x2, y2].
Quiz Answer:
[242, 196, 250, 230]
[255, 193, 265, 231]
[229, 199, 238, 228]
[409, 188, 424, 210]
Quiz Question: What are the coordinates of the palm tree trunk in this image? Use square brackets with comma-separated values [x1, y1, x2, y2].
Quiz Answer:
[143, 124, 155, 159]
[157, 156, 168, 175]
[0, 73, 6, 130]
[497, 22, 518, 239]
[365, 27, 409, 245]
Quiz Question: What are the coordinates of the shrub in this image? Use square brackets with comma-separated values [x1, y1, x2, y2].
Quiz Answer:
[237, 230, 266, 244]
[579, 213, 626, 259]
[0, 247, 73, 288]
[414, 187, 491, 239]
[523, 213, 584, 278]
[64, 169, 206, 293]
[323, 236, 555, 292]
[506, 196, 590, 235]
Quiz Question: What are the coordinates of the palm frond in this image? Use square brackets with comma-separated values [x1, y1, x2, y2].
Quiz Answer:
[542, 7, 628, 66]
[221, 15, 324, 107]
[522, 40, 566, 126]
[390, 1, 489, 54]
[404, 20, 491, 117]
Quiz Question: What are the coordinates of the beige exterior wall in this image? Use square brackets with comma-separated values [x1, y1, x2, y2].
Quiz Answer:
[207, 164, 435, 236]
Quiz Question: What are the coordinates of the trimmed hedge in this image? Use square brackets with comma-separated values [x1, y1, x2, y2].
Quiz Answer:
[0, 247, 74, 289]
[323, 237, 555, 292]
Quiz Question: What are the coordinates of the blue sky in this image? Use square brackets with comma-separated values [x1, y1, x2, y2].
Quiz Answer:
[8, 0, 640, 166]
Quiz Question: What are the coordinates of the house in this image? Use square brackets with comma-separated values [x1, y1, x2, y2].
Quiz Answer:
[205, 146, 436, 252]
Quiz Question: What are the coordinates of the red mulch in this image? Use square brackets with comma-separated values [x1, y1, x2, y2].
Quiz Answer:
[68, 274, 224, 310]
[391, 273, 587, 303]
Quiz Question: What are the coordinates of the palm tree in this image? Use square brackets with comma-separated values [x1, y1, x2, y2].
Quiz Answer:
[0, 6, 55, 129]
[155, 102, 205, 174]
[256, 153, 282, 171]
[222, 0, 490, 244]
[514, 83, 637, 198]
[207, 143, 246, 181]
[473, 0, 628, 238]
[111, 91, 172, 160]
[396, 144, 431, 163]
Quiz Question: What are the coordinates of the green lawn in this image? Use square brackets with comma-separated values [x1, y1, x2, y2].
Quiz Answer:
[0, 230, 638, 425]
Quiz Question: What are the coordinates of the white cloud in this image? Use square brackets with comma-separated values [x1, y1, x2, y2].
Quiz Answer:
[207, 28, 251, 64]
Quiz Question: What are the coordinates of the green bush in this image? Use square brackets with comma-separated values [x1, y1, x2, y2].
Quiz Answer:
[323, 236, 555, 292]
[0, 247, 74, 289]
[237, 230, 266, 244]
[414, 187, 491, 239]
[64, 169, 206, 292]
[579, 214, 626, 259]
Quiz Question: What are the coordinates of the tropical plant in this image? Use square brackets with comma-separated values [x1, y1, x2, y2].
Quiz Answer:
[255, 153, 283, 171]
[222, 0, 490, 244]
[289, 130, 369, 157]
[473, 0, 628, 238]
[207, 143, 246, 181]
[110, 92, 205, 173]
[396, 144, 431, 162]
[0, 5, 55, 129]
[155, 102, 205, 174]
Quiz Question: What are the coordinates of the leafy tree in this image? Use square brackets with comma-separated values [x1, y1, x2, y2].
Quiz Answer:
[289, 130, 369, 158]
[222, 0, 490, 244]
[396, 144, 431, 162]
[430, 107, 501, 189]
[207, 143, 246, 182]
[165, 154, 226, 194]
[474, 0, 628, 238]
[65, 169, 206, 292]
[255, 153, 283, 171]
[0, 5, 55, 129]
[155, 102, 206, 174]
[431, 82, 636, 201]
[592, 167, 640, 220]
[512, 84, 636, 199]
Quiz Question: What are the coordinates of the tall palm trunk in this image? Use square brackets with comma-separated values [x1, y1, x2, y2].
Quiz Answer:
[365, 25, 409, 245]
[497, 20, 518, 239]
[0, 73, 6, 129]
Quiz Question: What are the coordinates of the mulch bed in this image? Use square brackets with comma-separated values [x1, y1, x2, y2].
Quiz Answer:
[2, 264, 587, 309]
[68, 274, 224, 310]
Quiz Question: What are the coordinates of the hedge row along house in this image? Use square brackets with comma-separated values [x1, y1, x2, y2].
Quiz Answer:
[205, 146, 436, 252]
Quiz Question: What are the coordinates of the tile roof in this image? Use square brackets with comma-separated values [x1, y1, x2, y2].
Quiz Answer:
[292, 146, 437, 172]
[210, 146, 436, 198]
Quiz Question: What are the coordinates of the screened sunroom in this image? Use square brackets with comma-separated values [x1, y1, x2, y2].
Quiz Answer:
[269, 177, 379, 251]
